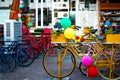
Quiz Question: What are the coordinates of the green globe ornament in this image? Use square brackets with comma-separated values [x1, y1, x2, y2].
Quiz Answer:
[28, 22, 33, 27]
[60, 18, 71, 28]
[19, 4, 24, 9]
[18, 18, 22, 22]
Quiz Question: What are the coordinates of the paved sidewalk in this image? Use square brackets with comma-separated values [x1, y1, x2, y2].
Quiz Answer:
[0, 55, 103, 80]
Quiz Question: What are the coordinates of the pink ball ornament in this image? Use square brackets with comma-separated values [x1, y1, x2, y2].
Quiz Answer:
[18, 13, 22, 18]
[20, 0, 24, 4]
[81, 55, 92, 67]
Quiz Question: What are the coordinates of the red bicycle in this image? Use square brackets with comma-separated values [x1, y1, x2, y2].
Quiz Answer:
[22, 28, 55, 58]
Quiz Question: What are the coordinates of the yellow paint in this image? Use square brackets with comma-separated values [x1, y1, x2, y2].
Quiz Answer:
[51, 34, 67, 42]
[106, 34, 120, 43]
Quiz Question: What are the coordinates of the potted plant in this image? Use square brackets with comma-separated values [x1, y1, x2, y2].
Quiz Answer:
[51, 29, 67, 42]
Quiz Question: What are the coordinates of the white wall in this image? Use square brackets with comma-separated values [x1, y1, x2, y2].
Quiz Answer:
[76, 11, 98, 29]
[0, 10, 10, 24]
[0, 0, 13, 7]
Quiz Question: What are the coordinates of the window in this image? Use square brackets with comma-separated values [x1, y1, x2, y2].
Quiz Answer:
[64, 0, 68, 2]
[39, 0, 45, 2]
[38, 8, 41, 26]
[1, 0, 5, 2]
[31, 0, 34, 3]
[6, 23, 10, 37]
[79, 0, 85, 2]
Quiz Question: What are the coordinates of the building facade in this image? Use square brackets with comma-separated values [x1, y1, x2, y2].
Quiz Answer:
[0, 0, 98, 29]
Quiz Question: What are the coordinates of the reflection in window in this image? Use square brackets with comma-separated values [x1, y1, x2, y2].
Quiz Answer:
[1, 0, 5, 2]
[43, 8, 52, 26]
[64, 0, 68, 2]
[39, 0, 41, 2]
[38, 8, 52, 26]
[31, 0, 34, 3]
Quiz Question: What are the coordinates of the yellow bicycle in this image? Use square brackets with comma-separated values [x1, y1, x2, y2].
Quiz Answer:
[43, 27, 120, 80]
[79, 43, 120, 80]
[43, 42, 120, 80]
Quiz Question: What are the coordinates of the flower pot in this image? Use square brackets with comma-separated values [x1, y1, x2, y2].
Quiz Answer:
[83, 28, 91, 34]
[106, 34, 120, 43]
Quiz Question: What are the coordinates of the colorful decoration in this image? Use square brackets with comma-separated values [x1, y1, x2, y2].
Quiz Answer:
[75, 36, 79, 40]
[81, 55, 92, 67]
[19, 4, 24, 9]
[72, 33, 84, 42]
[105, 20, 111, 26]
[20, 0, 24, 4]
[81, 37, 85, 42]
[28, 22, 33, 27]
[64, 28, 74, 39]
[18, 18, 22, 22]
[18, 13, 22, 18]
[60, 18, 71, 28]
[88, 66, 98, 78]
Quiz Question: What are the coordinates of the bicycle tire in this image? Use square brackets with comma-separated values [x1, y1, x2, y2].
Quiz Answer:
[79, 62, 87, 76]
[21, 43, 35, 59]
[0, 54, 16, 73]
[43, 46, 76, 78]
[15, 44, 34, 67]
[114, 59, 120, 77]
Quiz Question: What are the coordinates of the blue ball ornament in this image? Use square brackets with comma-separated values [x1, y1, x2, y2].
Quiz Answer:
[105, 20, 111, 26]
[60, 18, 71, 28]
[19, 4, 24, 9]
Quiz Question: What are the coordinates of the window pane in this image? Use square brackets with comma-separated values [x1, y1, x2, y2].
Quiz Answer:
[38, 8, 41, 26]
[31, 0, 34, 3]
[39, 0, 41, 2]
[1, 0, 5, 2]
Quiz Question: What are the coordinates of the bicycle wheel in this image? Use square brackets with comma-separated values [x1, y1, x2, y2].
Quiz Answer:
[114, 59, 120, 77]
[114, 45, 120, 77]
[0, 54, 16, 73]
[20, 43, 35, 59]
[96, 45, 120, 80]
[15, 44, 34, 67]
[43, 46, 76, 79]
